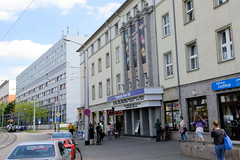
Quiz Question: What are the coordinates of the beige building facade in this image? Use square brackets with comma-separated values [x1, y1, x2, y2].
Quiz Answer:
[156, 0, 240, 141]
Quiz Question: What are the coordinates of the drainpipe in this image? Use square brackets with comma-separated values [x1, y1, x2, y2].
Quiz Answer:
[172, 0, 182, 116]
[106, 23, 113, 96]
[152, 0, 160, 87]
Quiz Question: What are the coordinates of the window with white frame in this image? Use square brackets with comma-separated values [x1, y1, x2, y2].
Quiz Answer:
[163, 13, 170, 36]
[99, 82, 102, 98]
[106, 79, 111, 96]
[220, 28, 233, 61]
[105, 31, 109, 43]
[115, 23, 119, 37]
[116, 47, 120, 63]
[106, 53, 110, 68]
[165, 53, 173, 78]
[116, 74, 121, 93]
[186, 0, 194, 22]
[92, 63, 95, 76]
[92, 85, 95, 100]
[189, 43, 198, 70]
[98, 58, 102, 72]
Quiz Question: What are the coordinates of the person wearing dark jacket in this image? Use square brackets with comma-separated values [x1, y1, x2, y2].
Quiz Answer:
[89, 125, 95, 146]
[211, 120, 225, 160]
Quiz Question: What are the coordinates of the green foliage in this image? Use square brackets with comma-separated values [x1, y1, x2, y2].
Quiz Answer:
[15, 101, 49, 125]
[5, 101, 15, 114]
[0, 102, 7, 115]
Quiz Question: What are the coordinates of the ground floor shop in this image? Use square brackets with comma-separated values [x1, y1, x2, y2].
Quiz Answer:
[163, 74, 240, 142]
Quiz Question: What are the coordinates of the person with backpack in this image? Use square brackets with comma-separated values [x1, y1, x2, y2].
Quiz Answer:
[211, 120, 225, 160]
[191, 114, 207, 145]
[96, 123, 102, 145]
[89, 125, 95, 146]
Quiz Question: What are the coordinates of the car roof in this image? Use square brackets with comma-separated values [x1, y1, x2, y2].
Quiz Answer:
[17, 140, 59, 146]
[52, 132, 71, 135]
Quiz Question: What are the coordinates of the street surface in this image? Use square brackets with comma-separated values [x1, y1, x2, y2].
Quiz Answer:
[0, 130, 203, 160]
[74, 135, 204, 160]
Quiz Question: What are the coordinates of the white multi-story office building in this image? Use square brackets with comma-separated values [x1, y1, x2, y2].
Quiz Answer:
[16, 35, 88, 124]
[0, 80, 16, 104]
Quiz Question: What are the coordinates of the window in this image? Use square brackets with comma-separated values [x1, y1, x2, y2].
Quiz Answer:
[92, 63, 95, 76]
[106, 79, 111, 96]
[165, 101, 180, 131]
[92, 85, 95, 100]
[188, 96, 209, 132]
[98, 39, 101, 50]
[116, 47, 120, 63]
[218, 0, 227, 5]
[98, 58, 102, 72]
[185, 0, 194, 23]
[106, 53, 110, 68]
[99, 82, 102, 98]
[188, 43, 198, 70]
[162, 13, 170, 36]
[115, 23, 119, 37]
[116, 74, 121, 93]
[105, 31, 109, 43]
[165, 53, 173, 78]
[127, 12, 131, 21]
[220, 28, 233, 61]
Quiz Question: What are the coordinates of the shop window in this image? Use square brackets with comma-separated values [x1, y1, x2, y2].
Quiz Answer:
[165, 101, 179, 131]
[188, 96, 209, 132]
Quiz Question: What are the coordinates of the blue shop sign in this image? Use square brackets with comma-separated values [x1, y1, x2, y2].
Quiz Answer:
[107, 88, 144, 102]
[211, 77, 240, 91]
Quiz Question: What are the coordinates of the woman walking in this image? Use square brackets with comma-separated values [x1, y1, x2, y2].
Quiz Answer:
[106, 123, 112, 140]
[211, 120, 225, 160]
[179, 116, 188, 142]
[191, 114, 207, 144]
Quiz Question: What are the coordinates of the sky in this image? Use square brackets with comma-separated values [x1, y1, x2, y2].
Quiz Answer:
[0, 0, 125, 83]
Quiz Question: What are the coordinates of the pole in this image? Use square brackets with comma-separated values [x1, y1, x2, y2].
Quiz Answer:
[84, 49, 89, 145]
[33, 99, 36, 132]
[57, 80, 60, 132]
[2, 105, 4, 127]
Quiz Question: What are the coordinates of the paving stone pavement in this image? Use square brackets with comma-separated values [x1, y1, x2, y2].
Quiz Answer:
[74, 134, 204, 160]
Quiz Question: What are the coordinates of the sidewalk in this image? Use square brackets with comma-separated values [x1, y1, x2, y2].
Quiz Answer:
[39, 129, 68, 135]
[74, 134, 204, 160]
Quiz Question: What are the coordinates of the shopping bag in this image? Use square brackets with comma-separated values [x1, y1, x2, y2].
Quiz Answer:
[223, 129, 233, 150]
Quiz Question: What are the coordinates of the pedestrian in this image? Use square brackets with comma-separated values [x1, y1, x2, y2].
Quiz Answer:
[106, 123, 112, 140]
[68, 123, 74, 136]
[191, 114, 207, 145]
[54, 123, 56, 132]
[96, 123, 102, 145]
[89, 125, 95, 146]
[179, 116, 188, 142]
[154, 118, 161, 142]
[163, 124, 170, 141]
[211, 120, 225, 160]
[117, 122, 122, 137]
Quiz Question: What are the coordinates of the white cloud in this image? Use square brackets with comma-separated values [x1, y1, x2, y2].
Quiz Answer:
[96, 3, 121, 19]
[8, 66, 28, 78]
[0, 0, 87, 21]
[0, 40, 52, 60]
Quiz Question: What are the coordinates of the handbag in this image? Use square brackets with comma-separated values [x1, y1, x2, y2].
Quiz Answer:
[222, 129, 233, 150]
[183, 127, 188, 132]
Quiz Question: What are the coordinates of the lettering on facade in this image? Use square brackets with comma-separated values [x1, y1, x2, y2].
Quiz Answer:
[216, 81, 231, 89]
[124, 103, 141, 109]
[112, 96, 144, 107]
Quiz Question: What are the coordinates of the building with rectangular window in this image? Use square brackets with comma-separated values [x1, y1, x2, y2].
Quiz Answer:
[0, 80, 16, 104]
[156, 0, 240, 141]
[78, 0, 163, 136]
[16, 35, 88, 124]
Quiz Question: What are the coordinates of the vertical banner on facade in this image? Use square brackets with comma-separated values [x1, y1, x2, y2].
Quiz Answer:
[131, 24, 138, 77]
[124, 29, 130, 79]
[138, 18, 147, 74]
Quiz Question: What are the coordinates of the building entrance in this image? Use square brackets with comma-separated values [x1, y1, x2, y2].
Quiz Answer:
[219, 92, 240, 140]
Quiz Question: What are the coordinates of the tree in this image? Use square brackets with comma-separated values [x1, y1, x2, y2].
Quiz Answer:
[5, 100, 15, 114]
[0, 102, 7, 126]
[15, 101, 49, 125]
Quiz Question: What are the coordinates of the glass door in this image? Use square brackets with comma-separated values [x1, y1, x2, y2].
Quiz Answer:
[221, 104, 234, 137]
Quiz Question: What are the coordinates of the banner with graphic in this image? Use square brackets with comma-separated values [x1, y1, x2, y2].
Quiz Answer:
[131, 24, 138, 77]
[138, 18, 147, 74]
[124, 29, 130, 79]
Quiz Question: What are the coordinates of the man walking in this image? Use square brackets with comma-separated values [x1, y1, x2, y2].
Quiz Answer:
[68, 123, 74, 136]
[155, 119, 161, 142]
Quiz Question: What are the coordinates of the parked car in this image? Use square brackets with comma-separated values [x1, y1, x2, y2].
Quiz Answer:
[50, 132, 76, 145]
[19, 126, 26, 131]
[49, 139, 76, 160]
[7, 124, 16, 132]
[6, 140, 71, 160]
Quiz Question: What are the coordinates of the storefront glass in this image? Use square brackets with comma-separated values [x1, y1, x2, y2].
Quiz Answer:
[219, 92, 240, 140]
[188, 96, 209, 132]
[165, 101, 179, 131]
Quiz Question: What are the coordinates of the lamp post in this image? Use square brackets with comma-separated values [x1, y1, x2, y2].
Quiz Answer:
[63, 38, 89, 145]
[33, 99, 36, 132]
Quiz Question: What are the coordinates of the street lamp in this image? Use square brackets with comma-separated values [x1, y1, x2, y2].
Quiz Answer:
[63, 38, 89, 145]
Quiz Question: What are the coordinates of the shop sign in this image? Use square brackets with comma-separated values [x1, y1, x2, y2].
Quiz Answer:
[108, 110, 114, 115]
[112, 96, 144, 106]
[115, 111, 123, 115]
[211, 77, 240, 91]
[107, 88, 144, 102]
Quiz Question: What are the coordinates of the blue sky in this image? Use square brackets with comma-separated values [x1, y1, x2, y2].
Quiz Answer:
[0, 0, 125, 82]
